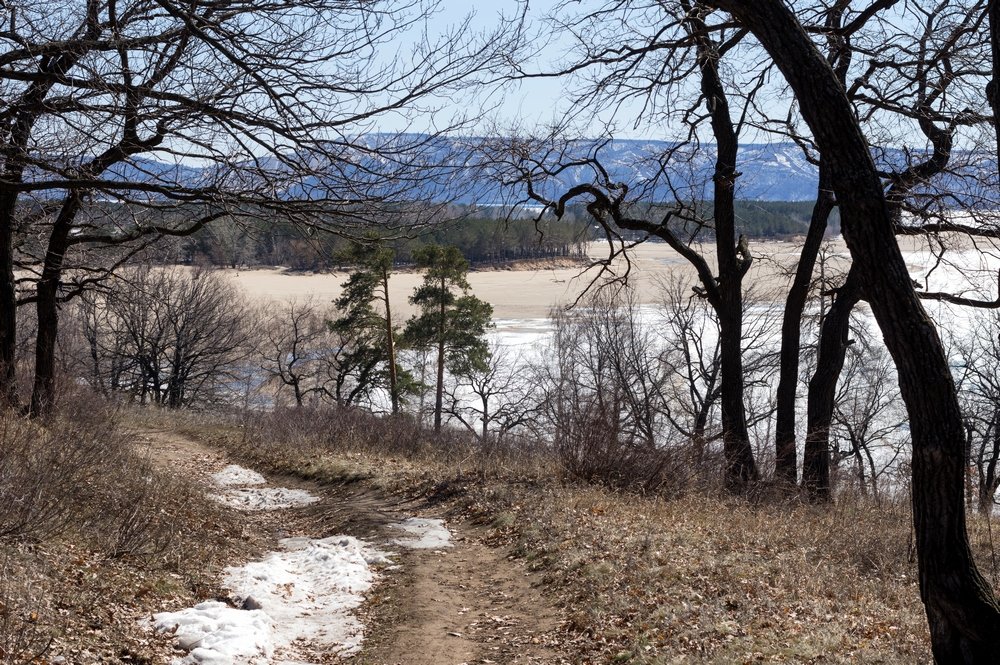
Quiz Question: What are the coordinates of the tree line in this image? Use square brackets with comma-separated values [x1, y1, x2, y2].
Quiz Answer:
[179, 212, 592, 271]
[63, 242, 492, 432]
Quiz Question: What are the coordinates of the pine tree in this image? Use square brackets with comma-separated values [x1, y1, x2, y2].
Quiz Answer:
[330, 239, 409, 413]
[404, 245, 493, 431]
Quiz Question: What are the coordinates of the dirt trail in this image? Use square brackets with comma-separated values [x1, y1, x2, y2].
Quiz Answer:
[137, 428, 563, 664]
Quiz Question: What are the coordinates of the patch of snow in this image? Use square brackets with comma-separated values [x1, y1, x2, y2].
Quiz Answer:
[391, 517, 453, 549]
[152, 601, 273, 664]
[211, 464, 267, 487]
[153, 536, 393, 664]
[211, 487, 319, 511]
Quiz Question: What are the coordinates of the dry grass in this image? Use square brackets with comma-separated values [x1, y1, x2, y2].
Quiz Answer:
[0, 396, 245, 663]
[170, 406, 1000, 664]
[470, 484, 931, 663]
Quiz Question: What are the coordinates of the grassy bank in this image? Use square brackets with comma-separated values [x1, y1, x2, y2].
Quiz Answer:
[177, 405, 992, 664]
[0, 397, 249, 664]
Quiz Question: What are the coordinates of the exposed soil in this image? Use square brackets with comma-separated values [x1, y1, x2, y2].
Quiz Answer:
[138, 428, 564, 664]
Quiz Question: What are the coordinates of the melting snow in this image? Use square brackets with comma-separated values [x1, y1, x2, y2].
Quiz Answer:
[152, 601, 272, 664]
[153, 536, 393, 664]
[211, 487, 320, 511]
[157, 459, 455, 662]
[207, 464, 319, 511]
[391, 517, 453, 549]
[211, 464, 267, 487]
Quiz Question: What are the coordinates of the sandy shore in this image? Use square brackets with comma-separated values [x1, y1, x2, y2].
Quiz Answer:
[228, 239, 833, 320]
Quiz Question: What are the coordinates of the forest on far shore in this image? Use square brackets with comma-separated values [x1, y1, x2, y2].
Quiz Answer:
[123, 200, 829, 271]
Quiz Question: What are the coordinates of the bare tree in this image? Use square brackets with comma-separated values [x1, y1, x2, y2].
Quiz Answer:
[0, 0, 523, 415]
[259, 299, 330, 408]
[442, 341, 540, 443]
[493, 0, 782, 492]
[830, 322, 908, 500]
[710, 0, 1000, 657]
[77, 266, 253, 408]
[655, 274, 780, 469]
[954, 310, 1000, 514]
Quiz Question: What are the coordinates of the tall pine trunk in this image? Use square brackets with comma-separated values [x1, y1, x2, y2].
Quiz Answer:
[433, 274, 446, 432]
[382, 268, 399, 414]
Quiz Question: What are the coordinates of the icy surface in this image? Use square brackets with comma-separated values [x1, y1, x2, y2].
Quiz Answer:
[391, 517, 453, 549]
[153, 536, 393, 664]
[211, 464, 267, 487]
[211, 487, 320, 511]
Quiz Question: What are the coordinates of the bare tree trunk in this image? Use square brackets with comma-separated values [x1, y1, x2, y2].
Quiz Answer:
[0, 200, 17, 408]
[30, 194, 81, 417]
[803, 271, 860, 501]
[980, 421, 1000, 515]
[989, 1, 1000, 169]
[691, 3, 757, 492]
[713, 1, 1000, 658]
[774, 166, 834, 485]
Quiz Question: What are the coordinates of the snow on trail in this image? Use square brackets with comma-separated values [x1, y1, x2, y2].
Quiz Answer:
[154, 461, 459, 663]
[212, 487, 320, 511]
[208, 464, 319, 511]
[211, 465, 267, 486]
[153, 536, 392, 664]
[391, 517, 453, 550]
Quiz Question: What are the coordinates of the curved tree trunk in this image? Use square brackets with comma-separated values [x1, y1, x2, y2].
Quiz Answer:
[803, 269, 860, 501]
[714, 1, 1000, 659]
[774, 165, 835, 485]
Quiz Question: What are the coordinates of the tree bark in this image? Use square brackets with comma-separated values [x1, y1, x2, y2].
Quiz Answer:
[803, 269, 860, 501]
[691, 4, 757, 491]
[434, 274, 446, 432]
[989, 1, 1000, 169]
[382, 268, 399, 414]
[713, 1, 1000, 659]
[0, 194, 18, 408]
[29, 193, 82, 417]
[774, 165, 834, 485]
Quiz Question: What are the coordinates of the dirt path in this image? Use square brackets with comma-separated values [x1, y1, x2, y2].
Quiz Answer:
[355, 513, 560, 665]
[137, 428, 563, 664]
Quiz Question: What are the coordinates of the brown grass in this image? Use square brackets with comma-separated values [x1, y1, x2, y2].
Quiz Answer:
[169, 405, 1000, 664]
[0, 395, 245, 663]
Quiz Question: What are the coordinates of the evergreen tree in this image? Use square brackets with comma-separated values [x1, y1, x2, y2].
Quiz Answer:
[331, 239, 410, 413]
[404, 245, 493, 431]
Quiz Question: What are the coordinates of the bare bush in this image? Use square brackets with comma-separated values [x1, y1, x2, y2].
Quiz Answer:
[536, 288, 699, 494]
[0, 396, 199, 561]
[74, 267, 255, 408]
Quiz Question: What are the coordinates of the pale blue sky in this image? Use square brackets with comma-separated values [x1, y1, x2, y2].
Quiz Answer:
[428, 0, 572, 135]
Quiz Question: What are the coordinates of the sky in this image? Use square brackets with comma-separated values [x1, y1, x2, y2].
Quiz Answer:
[411, 0, 951, 148]
[406, 0, 790, 142]
[425, 0, 572, 135]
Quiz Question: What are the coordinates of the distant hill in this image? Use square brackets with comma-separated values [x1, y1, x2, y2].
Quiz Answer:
[41, 135, 994, 207]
